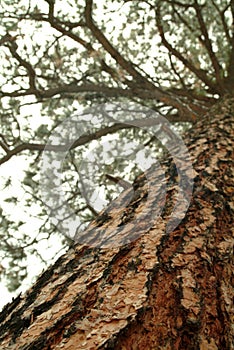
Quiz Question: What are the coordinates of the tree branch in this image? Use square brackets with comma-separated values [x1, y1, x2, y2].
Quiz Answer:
[210, 0, 231, 44]
[6, 40, 37, 92]
[193, 0, 224, 93]
[225, 1, 234, 90]
[84, 0, 162, 92]
[155, 4, 220, 94]
[0, 112, 197, 166]
[0, 123, 134, 166]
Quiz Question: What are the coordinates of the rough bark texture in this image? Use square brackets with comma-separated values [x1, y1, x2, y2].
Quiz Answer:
[0, 96, 233, 349]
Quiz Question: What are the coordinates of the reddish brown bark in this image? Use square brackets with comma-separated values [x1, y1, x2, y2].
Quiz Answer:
[0, 96, 233, 349]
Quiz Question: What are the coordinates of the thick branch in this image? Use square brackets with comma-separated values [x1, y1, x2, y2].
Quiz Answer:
[225, 1, 234, 90]
[155, 5, 219, 94]
[210, 0, 231, 44]
[0, 123, 129, 165]
[42, 3, 137, 90]
[193, 0, 224, 92]
[1, 80, 206, 121]
[0, 112, 197, 166]
[85, 0, 155, 89]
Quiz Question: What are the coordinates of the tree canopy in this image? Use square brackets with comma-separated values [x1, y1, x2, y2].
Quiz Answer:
[0, 0, 233, 295]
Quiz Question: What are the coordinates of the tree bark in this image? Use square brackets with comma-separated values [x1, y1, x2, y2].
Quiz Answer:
[0, 96, 233, 349]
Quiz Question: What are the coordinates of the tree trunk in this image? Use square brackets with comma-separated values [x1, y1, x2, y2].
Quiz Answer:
[0, 96, 233, 350]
